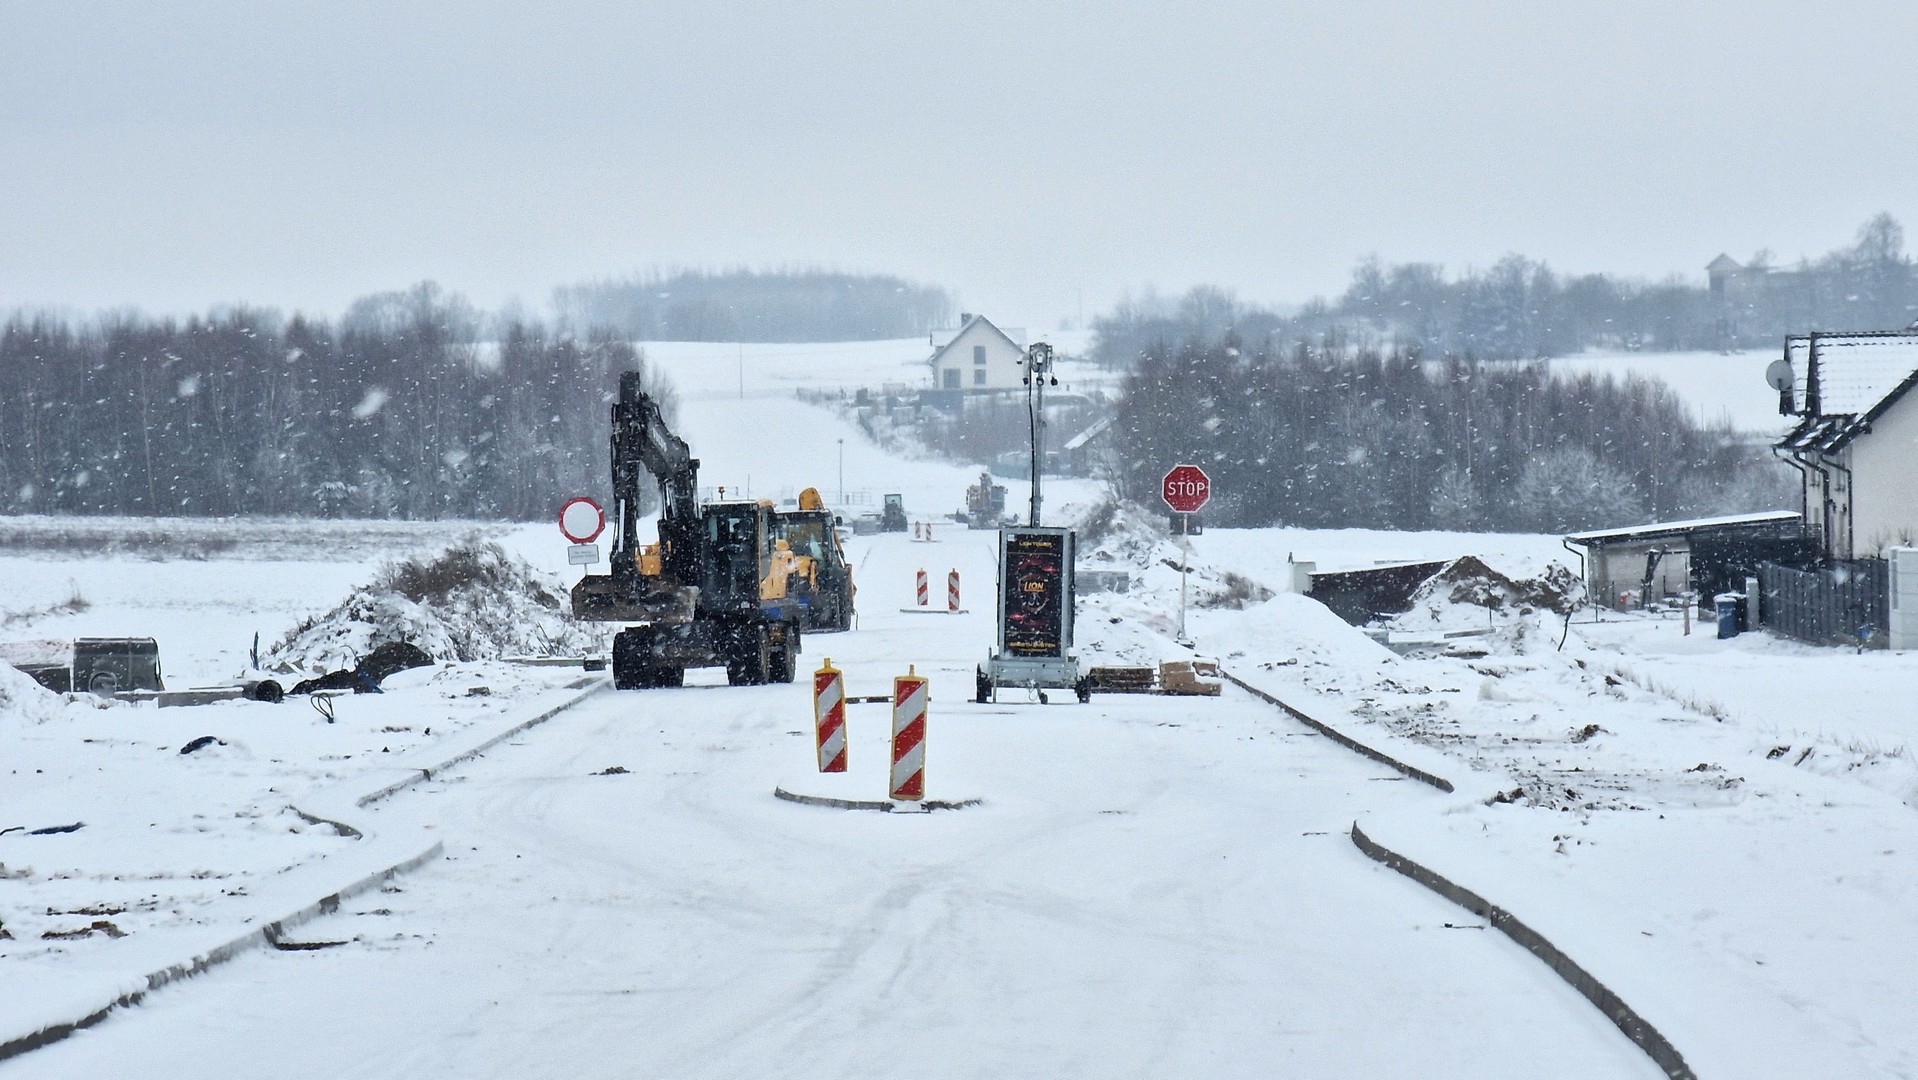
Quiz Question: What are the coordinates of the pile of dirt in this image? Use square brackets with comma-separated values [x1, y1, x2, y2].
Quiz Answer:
[264, 539, 602, 673]
[1405, 556, 1582, 618]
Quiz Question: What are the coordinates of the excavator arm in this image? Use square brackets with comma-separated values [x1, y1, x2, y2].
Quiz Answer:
[609, 371, 700, 588]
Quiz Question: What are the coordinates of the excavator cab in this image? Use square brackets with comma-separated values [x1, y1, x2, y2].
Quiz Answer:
[700, 501, 770, 614]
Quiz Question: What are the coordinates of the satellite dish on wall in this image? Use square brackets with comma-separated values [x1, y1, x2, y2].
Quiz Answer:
[1765, 358, 1794, 392]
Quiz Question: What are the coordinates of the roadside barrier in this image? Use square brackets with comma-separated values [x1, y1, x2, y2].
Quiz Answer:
[890, 666, 929, 806]
[813, 659, 847, 773]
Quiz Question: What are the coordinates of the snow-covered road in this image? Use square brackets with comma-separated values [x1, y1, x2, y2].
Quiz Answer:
[7, 532, 1656, 1079]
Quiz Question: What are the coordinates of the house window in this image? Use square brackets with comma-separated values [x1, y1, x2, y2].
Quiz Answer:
[943, 368, 960, 389]
[974, 368, 987, 386]
[973, 346, 986, 365]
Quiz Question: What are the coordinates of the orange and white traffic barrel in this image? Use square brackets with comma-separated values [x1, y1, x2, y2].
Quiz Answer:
[890, 665, 928, 805]
[916, 568, 929, 607]
[947, 569, 961, 612]
[813, 658, 847, 773]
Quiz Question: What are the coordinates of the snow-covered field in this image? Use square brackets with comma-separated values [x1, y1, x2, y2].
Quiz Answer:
[1546, 347, 1788, 434]
[3, 335, 1914, 1077]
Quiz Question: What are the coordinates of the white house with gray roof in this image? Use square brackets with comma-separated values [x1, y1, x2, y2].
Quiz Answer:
[1774, 331, 1918, 559]
[927, 314, 1027, 393]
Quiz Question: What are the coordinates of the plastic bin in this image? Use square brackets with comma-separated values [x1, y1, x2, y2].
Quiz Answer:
[1715, 593, 1744, 639]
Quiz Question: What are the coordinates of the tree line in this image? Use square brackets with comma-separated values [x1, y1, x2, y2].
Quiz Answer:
[552, 268, 954, 342]
[1092, 214, 1917, 365]
[1108, 339, 1790, 534]
[0, 284, 668, 520]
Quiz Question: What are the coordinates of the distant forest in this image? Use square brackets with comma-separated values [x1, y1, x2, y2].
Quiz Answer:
[0, 284, 663, 520]
[1092, 214, 1918, 365]
[552, 268, 954, 342]
[1109, 339, 1790, 533]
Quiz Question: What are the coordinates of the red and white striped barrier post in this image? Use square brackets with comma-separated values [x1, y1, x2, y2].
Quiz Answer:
[813, 658, 847, 773]
[947, 568, 961, 612]
[924, 522, 934, 542]
[890, 665, 928, 806]
[912, 522, 922, 541]
[915, 568, 929, 607]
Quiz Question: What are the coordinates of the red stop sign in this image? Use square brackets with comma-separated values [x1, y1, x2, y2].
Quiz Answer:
[1162, 464, 1211, 514]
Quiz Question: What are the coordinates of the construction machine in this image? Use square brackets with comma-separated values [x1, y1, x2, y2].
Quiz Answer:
[962, 471, 1009, 528]
[880, 493, 909, 532]
[775, 488, 856, 632]
[572, 373, 855, 689]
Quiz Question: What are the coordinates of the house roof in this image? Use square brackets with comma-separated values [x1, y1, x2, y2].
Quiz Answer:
[1564, 511, 1802, 547]
[928, 314, 1026, 368]
[1773, 332, 1918, 454]
[1707, 254, 1743, 273]
[1061, 415, 1113, 452]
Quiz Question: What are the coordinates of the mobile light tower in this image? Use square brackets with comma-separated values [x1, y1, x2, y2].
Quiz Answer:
[976, 341, 1090, 705]
[1024, 342, 1055, 526]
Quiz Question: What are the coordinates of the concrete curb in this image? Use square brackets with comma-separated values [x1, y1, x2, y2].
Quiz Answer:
[0, 840, 442, 1062]
[0, 674, 608, 1064]
[1222, 666, 1693, 1080]
[1219, 669, 1453, 791]
[1349, 822, 1695, 1080]
[772, 786, 981, 812]
[356, 676, 608, 806]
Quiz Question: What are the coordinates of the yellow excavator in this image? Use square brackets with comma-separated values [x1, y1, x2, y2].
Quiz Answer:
[572, 374, 855, 689]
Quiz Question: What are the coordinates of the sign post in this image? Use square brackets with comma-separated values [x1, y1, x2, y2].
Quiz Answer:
[1161, 465, 1212, 645]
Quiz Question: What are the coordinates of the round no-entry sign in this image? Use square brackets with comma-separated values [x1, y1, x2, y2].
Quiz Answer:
[558, 497, 606, 544]
[1162, 464, 1211, 514]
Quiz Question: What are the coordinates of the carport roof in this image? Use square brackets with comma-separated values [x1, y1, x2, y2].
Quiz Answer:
[1564, 511, 1802, 547]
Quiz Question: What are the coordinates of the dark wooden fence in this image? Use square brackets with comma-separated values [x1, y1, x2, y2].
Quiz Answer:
[1758, 558, 1888, 647]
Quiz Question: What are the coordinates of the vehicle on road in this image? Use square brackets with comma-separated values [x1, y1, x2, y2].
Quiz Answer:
[571, 373, 855, 688]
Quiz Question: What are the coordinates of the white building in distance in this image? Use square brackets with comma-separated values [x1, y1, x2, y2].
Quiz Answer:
[927, 314, 1027, 394]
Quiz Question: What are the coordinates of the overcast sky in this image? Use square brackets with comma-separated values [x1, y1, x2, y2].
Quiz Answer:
[4, 1, 1916, 330]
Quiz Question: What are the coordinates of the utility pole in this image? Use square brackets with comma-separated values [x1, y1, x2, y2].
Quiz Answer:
[837, 438, 845, 504]
[1024, 342, 1055, 526]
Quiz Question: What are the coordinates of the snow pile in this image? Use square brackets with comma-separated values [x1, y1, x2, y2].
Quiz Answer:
[0, 661, 69, 727]
[1072, 501, 1289, 666]
[1078, 500, 1277, 607]
[1075, 499, 1165, 563]
[264, 539, 602, 672]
